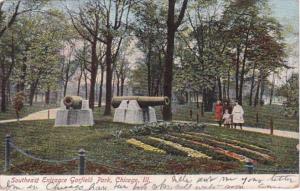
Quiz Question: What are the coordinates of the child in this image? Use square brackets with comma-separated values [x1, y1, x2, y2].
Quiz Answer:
[222, 109, 231, 128]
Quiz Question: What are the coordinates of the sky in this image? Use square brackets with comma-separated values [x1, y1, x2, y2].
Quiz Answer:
[268, 0, 299, 80]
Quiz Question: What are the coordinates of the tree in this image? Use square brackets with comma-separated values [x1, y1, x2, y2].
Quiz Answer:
[98, 0, 133, 116]
[0, 28, 17, 111]
[163, 0, 188, 121]
[68, 1, 102, 109]
[277, 73, 298, 109]
[115, 53, 130, 96]
[0, 0, 49, 39]
[60, 39, 79, 97]
[177, 0, 232, 110]
[24, 12, 66, 105]
[133, 0, 167, 96]
[0, 1, 49, 111]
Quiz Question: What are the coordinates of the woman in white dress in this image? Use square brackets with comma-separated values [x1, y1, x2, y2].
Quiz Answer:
[232, 101, 244, 129]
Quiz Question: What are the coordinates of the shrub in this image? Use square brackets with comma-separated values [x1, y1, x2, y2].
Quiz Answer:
[13, 92, 25, 120]
[130, 121, 206, 136]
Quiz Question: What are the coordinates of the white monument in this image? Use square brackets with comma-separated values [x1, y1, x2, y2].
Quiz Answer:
[55, 96, 94, 127]
[112, 96, 169, 125]
[113, 100, 157, 124]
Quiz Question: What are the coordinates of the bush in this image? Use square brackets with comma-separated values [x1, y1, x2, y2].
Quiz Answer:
[13, 92, 25, 120]
[130, 121, 206, 136]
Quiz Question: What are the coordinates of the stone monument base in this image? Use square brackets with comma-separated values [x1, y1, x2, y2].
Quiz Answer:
[55, 109, 94, 127]
[54, 99, 94, 127]
[113, 100, 157, 124]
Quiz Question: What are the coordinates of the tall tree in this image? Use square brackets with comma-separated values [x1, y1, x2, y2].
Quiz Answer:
[133, 0, 167, 96]
[68, 1, 103, 109]
[163, 0, 188, 121]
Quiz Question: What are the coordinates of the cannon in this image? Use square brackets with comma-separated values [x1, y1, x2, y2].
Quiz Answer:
[111, 96, 170, 108]
[112, 96, 170, 124]
[63, 96, 83, 109]
[55, 96, 94, 127]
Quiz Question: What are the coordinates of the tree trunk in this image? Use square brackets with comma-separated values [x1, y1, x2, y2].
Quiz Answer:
[260, 78, 265, 106]
[147, 42, 152, 96]
[269, 73, 275, 105]
[35, 90, 38, 103]
[45, 86, 50, 105]
[217, 77, 222, 100]
[19, 61, 27, 91]
[29, 80, 38, 106]
[235, 45, 241, 101]
[7, 81, 11, 105]
[88, 39, 98, 110]
[112, 72, 115, 96]
[163, 0, 188, 120]
[238, 57, 246, 105]
[227, 69, 230, 100]
[63, 78, 69, 97]
[98, 66, 104, 107]
[163, 20, 176, 120]
[249, 64, 256, 106]
[1, 78, 6, 112]
[84, 71, 88, 100]
[222, 80, 226, 100]
[254, 76, 261, 107]
[121, 78, 125, 96]
[77, 68, 83, 96]
[238, 28, 250, 105]
[104, 36, 113, 116]
[116, 76, 120, 96]
[63, 65, 70, 97]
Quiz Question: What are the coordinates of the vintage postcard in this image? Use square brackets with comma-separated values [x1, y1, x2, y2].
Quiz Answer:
[0, 0, 299, 190]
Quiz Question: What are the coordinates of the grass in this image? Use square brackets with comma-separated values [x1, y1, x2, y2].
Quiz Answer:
[0, 109, 298, 175]
[0, 102, 58, 120]
[155, 103, 299, 132]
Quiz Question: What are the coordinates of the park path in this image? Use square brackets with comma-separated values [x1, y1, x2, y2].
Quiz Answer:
[0, 109, 298, 139]
[205, 122, 299, 139]
[174, 120, 299, 140]
[0, 108, 58, 124]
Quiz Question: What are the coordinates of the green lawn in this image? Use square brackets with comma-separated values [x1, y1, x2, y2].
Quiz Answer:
[0, 102, 58, 120]
[0, 111, 298, 175]
[156, 103, 299, 132]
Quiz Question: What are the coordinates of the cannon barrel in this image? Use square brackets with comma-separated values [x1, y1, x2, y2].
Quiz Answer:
[111, 96, 170, 108]
[63, 96, 83, 109]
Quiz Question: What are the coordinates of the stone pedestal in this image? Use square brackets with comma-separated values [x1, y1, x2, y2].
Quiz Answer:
[113, 100, 157, 124]
[55, 99, 94, 127]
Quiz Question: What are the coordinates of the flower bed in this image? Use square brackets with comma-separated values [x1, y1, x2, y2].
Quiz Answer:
[126, 138, 166, 154]
[135, 137, 188, 156]
[165, 134, 254, 163]
[179, 133, 273, 164]
[130, 122, 206, 136]
[148, 136, 211, 159]
[189, 132, 271, 153]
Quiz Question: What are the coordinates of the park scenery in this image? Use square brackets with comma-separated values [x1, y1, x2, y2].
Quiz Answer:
[0, 0, 298, 175]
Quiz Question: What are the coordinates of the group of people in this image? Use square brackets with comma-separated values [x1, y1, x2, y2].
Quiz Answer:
[214, 100, 244, 129]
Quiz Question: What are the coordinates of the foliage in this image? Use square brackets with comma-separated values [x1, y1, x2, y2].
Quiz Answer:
[130, 121, 206, 136]
[13, 92, 25, 120]
[277, 73, 299, 115]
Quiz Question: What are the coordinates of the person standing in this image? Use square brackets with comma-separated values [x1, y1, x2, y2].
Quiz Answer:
[232, 101, 244, 129]
[223, 100, 233, 128]
[222, 109, 232, 128]
[214, 100, 223, 127]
